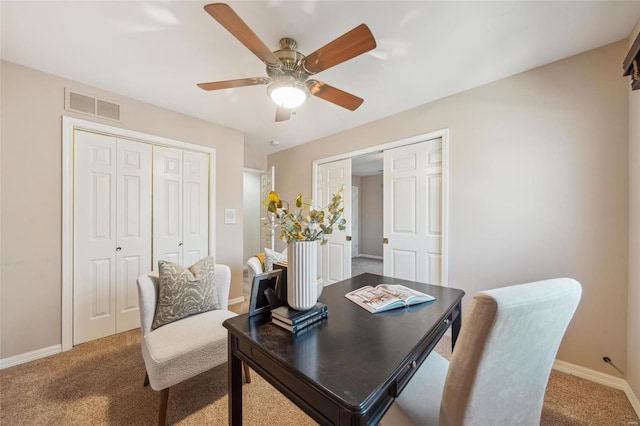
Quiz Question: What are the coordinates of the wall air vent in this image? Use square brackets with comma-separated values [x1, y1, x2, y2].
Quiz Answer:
[65, 89, 121, 121]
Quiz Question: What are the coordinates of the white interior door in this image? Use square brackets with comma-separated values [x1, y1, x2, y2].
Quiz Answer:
[243, 170, 262, 263]
[183, 151, 209, 265]
[352, 186, 359, 258]
[383, 138, 443, 284]
[74, 132, 151, 342]
[74, 131, 117, 344]
[115, 139, 151, 332]
[153, 146, 184, 268]
[316, 159, 352, 284]
[261, 166, 275, 251]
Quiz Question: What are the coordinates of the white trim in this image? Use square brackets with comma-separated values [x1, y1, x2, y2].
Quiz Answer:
[209, 150, 217, 268]
[243, 167, 264, 174]
[62, 118, 74, 351]
[553, 360, 640, 417]
[553, 359, 627, 389]
[628, 386, 640, 419]
[313, 130, 448, 165]
[357, 254, 384, 260]
[441, 130, 450, 286]
[312, 128, 451, 286]
[228, 296, 245, 306]
[62, 116, 217, 351]
[0, 345, 61, 370]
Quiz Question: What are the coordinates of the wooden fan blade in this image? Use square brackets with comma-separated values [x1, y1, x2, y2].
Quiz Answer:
[197, 77, 268, 91]
[275, 105, 291, 122]
[308, 80, 364, 111]
[302, 24, 376, 74]
[204, 3, 281, 66]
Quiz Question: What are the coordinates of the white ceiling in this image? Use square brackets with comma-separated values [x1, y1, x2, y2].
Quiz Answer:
[2, 1, 640, 163]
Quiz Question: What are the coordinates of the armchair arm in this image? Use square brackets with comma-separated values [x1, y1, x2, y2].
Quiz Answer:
[215, 263, 231, 311]
[246, 257, 263, 291]
[136, 273, 159, 337]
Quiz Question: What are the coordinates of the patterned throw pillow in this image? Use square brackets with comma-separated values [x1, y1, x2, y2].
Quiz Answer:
[151, 256, 220, 330]
[264, 247, 287, 271]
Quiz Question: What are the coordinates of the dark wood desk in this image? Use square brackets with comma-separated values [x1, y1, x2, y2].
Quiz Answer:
[223, 273, 465, 426]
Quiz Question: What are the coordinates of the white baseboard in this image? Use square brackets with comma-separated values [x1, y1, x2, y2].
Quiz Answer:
[229, 296, 245, 306]
[553, 359, 640, 417]
[628, 386, 640, 419]
[0, 344, 61, 370]
[357, 254, 383, 260]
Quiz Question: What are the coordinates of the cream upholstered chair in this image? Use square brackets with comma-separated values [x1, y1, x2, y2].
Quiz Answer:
[246, 256, 264, 289]
[137, 264, 250, 425]
[382, 278, 582, 426]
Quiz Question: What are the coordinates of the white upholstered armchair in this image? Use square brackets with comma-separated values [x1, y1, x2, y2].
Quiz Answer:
[382, 278, 582, 426]
[246, 256, 264, 290]
[137, 263, 250, 425]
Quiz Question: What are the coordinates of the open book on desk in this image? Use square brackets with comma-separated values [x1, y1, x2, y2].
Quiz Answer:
[345, 284, 435, 313]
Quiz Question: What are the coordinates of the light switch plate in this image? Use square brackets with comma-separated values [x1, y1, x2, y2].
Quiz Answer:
[224, 208, 236, 224]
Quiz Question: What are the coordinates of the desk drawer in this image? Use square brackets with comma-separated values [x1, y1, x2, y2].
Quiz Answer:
[390, 316, 452, 397]
[236, 337, 340, 425]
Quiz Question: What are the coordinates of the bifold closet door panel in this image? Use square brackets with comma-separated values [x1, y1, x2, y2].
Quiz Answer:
[115, 139, 152, 333]
[183, 151, 209, 266]
[153, 146, 184, 269]
[74, 131, 118, 344]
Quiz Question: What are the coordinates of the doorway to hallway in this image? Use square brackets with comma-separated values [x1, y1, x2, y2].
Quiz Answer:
[352, 257, 383, 277]
[314, 129, 449, 286]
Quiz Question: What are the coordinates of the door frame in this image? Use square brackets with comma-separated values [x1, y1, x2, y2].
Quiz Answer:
[351, 185, 359, 258]
[243, 168, 263, 267]
[61, 116, 217, 351]
[312, 128, 450, 286]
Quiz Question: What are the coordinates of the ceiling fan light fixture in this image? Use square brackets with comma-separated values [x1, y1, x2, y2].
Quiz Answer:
[268, 80, 309, 109]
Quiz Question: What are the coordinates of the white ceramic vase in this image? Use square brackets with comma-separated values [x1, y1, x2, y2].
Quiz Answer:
[287, 240, 320, 311]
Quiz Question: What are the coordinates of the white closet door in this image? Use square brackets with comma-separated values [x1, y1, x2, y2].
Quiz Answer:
[316, 159, 352, 285]
[261, 166, 275, 251]
[182, 151, 209, 265]
[115, 139, 152, 332]
[74, 131, 117, 344]
[153, 146, 183, 269]
[383, 138, 443, 284]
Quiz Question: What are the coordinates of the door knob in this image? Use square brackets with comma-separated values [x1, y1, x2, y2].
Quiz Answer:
[383, 238, 389, 244]
[346, 236, 352, 241]
[116, 247, 122, 251]
[179, 243, 183, 247]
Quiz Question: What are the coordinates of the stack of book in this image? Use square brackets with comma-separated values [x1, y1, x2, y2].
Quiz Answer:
[271, 302, 328, 333]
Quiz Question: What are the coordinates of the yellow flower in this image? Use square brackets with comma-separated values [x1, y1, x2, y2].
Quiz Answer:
[267, 191, 280, 204]
[263, 187, 346, 245]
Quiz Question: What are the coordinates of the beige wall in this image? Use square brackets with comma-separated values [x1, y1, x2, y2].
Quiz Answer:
[269, 41, 630, 374]
[0, 61, 246, 359]
[360, 174, 383, 257]
[244, 145, 268, 171]
[628, 19, 640, 403]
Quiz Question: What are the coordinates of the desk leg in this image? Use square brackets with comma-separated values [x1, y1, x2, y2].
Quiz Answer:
[451, 302, 462, 351]
[228, 332, 242, 426]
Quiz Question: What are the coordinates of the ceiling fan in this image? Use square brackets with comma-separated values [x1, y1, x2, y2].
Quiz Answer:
[197, 3, 377, 122]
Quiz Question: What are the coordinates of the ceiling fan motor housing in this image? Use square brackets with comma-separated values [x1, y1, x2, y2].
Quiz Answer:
[267, 38, 309, 84]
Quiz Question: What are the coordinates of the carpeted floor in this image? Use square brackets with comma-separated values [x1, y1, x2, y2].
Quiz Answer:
[1, 275, 638, 425]
[352, 257, 383, 277]
[0, 326, 637, 425]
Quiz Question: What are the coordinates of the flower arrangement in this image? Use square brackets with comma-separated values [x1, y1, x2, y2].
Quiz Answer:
[264, 187, 347, 245]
